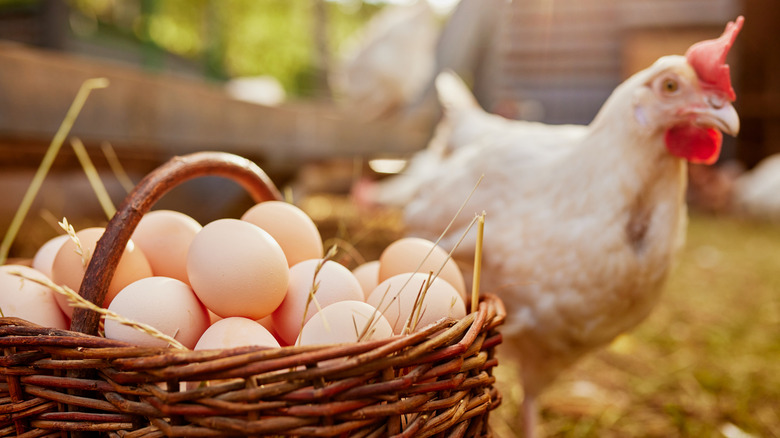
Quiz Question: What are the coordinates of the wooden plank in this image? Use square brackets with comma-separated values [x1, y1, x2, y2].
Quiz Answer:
[620, 28, 720, 77]
[618, 0, 741, 28]
[0, 42, 429, 177]
[735, 0, 780, 165]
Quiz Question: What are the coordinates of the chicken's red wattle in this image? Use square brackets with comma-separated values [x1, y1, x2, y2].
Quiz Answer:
[664, 125, 723, 165]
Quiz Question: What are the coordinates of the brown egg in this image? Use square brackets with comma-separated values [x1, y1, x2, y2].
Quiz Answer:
[188, 316, 280, 391]
[51, 227, 153, 317]
[195, 317, 279, 350]
[378, 237, 467, 300]
[241, 201, 323, 267]
[0, 265, 68, 329]
[352, 260, 380, 300]
[272, 259, 364, 346]
[187, 219, 289, 320]
[131, 210, 202, 285]
[367, 272, 466, 334]
[207, 311, 280, 343]
[297, 300, 393, 346]
[104, 277, 210, 349]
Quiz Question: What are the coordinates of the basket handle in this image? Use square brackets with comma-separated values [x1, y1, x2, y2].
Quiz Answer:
[70, 151, 283, 336]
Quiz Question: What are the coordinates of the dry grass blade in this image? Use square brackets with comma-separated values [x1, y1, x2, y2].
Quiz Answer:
[410, 175, 484, 284]
[71, 137, 116, 220]
[375, 176, 484, 316]
[39, 209, 66, 235]
[101, 141, 135, 193]
[471, 212, 486, 313]
[371, 183, 485, 338]
[430, 174, 484, 250]
[403, 273, 433, 335]
[7, 268, 187, 350]
[356, 291, 389, 342]
[296, 245, 338, 346]
[284, 185, 295, 204]
[357, 283, 393, 341]
[58, 217, 89, 268]
[322, 236, 367, 266]
[0, 77, 109, 265]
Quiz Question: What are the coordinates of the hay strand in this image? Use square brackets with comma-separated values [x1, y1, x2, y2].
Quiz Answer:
[100, 141, 135, 193]
[7, 268, 187, 350]
[0, 77, 109, 265]
[471, 212, 485, 313]
[71, 137, 116, 220]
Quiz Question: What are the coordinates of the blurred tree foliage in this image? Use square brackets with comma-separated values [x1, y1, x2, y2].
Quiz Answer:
[66, 0, 383, 97]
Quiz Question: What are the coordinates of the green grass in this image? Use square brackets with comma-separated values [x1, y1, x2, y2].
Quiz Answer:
[491, 213, 780, 437]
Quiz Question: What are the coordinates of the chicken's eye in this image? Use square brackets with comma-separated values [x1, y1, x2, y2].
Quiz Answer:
[662, 78, 679, 94]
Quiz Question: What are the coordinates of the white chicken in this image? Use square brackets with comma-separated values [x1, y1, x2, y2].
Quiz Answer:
[732, 154, 780, 221]
[374, 17, 744, 436]
[331, 2, 439, 120]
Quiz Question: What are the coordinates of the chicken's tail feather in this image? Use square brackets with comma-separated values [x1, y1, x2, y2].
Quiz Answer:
[435, 70, 480, 113]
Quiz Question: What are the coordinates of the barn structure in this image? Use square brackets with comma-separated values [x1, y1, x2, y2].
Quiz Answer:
[415, 0, 778, 166]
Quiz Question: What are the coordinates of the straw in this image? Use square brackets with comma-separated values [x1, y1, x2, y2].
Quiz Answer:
[0, 78, 109, 265]
[58, 217, 89, 268]
[471, 212, 486, 313]
[376, 176, 484, 315]
[7, 268, 187, 350]
[100, 141, 135, 193]
[71, 137, 116, 220]
[296, 245, 339, 346]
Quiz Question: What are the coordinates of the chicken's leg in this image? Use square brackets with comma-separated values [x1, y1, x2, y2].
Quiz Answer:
[522, 393, 539, 437]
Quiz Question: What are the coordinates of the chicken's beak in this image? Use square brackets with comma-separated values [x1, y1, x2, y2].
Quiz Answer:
[696, 94, 740, 137]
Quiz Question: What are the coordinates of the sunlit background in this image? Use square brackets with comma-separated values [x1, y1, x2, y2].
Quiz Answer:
[24, 0, 458, 94]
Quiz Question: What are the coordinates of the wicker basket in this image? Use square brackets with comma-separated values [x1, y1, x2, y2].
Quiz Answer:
[0, 151, 506, 437]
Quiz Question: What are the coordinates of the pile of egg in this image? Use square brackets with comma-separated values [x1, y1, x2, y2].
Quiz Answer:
[0, 201, 468, 352]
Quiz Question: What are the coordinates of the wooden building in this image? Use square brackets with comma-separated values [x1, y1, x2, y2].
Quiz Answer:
[425, 0, 778, 165]
[735, 0, 780, 167]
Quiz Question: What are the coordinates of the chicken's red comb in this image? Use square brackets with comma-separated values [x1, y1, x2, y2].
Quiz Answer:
[685, 16, 744, 101]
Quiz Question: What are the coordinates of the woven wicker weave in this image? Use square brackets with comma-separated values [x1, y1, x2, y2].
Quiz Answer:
[0, 152, 505, 437]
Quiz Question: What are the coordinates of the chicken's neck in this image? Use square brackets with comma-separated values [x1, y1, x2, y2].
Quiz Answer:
[557, 90, 688, 314]
[588, 85, 687, 199]
[505, 108, 689, 386]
